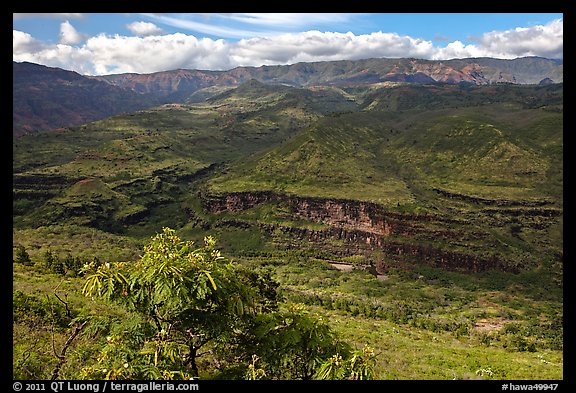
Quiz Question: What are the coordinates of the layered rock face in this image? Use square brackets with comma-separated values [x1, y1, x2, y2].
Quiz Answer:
[202, 191, 516, 273]
[206, 191, 278, 213]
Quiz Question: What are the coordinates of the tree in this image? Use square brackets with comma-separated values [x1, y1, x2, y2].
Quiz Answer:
[42, 250, 57, 271]
[80, 227, 377, 380]
[14, 245, 32, 265]
[245, 303, 350, 380]
[81, 228, 266, 379]
[62, 253, 83, 276]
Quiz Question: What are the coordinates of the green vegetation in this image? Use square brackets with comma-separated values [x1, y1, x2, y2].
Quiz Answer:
[13, 81, 562, 380]
[14, 229, 377, 380]
[12, 229, 562, 380]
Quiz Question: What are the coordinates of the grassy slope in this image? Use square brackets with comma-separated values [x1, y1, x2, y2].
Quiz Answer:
[208, 85, 562, 205]
[208, 113, 416, 205]
[248, 254, 563, 379]
[13, 81, 349, 236]
[206, 89, 562, 269]
[13, 255, 563, 380]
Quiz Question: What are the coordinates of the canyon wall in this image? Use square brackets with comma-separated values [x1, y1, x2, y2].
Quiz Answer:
[201, 191, 518, 273]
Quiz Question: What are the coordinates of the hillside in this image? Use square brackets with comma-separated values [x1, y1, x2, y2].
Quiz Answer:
[205, 83, 562, 272]
[13, 80, 350, 234]
[13, 79, 562, 273]
[12, 62, 160, 136]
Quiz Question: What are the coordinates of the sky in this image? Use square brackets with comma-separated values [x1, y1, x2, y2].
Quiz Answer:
[13, 13, 563, 76]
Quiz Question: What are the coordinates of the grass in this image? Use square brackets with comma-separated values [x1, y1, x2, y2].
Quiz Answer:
[254, 251, 563, 379]
[13, 224, 143, 263]
[312, 306, 562, 380]
[13, 85, 334, 236]
[207, 101, 561, 210]
[203, 102, 561, 272]
[12, 263, 142, 380]
[206, 114, 417, 205]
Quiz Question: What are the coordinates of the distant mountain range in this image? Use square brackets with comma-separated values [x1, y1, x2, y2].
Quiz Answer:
[92, 56, 563, 96]
[12, 62, 161, 136]
[13, 56, 563, 136]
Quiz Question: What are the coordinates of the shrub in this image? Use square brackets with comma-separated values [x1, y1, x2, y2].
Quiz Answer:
[14, 245, 33, 265]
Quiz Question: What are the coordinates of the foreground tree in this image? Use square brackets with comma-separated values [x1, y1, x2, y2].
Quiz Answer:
[80, 227, 376, 380]
[81, 228, 260, 379]
[247, 304, 350, 379]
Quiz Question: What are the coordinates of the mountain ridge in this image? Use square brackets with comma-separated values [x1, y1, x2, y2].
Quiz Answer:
[13, 56, 563, 136]
[92, 56, 563, 96]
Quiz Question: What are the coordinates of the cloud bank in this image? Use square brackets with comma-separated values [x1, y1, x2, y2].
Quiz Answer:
[13, 18, 563, 75]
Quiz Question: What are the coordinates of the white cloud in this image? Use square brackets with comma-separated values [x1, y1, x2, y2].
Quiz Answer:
[12, 18, 563, 76]
[59, 21, 86, 45]
[13, 30, 47, 55]
[82, 33, 232, 74]
[474, 18, 563, 59]
[140, 13, 261, 39]
[429, 18, 563, 60]
[126, 21, 164, 36]
[141, 13, 361, 39]
[206, 13, 357, 29]
[231, 31, 435, 66]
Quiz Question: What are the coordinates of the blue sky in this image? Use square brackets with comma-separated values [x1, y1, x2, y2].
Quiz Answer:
[13, 13, 563, 75]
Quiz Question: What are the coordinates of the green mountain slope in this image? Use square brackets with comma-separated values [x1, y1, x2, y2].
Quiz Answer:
[13, 80, 354, 233]
[204, 83, 562, 272]
[207, 111, 413, 204]
[13, 62, 160, 136]
[208, 84, 562, 203]
[13, 81, 562, 269]
[15, 57, 562, 136]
